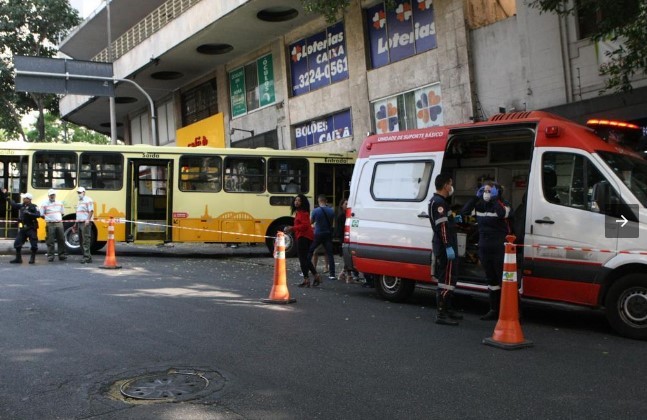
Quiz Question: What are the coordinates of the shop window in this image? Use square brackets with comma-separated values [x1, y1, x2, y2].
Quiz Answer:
[372, 84, 443, 134]
[365, 0, 437, 69]
[182, 80, 218, 126]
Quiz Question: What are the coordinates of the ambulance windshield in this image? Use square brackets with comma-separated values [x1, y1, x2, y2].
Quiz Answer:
[598, 152, 647, 207]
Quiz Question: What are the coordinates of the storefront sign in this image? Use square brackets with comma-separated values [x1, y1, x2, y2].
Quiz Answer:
[295, 109, 352, 149]
[289, 22, 348, 96]
[229, 67, 247, 118]
[176, 113, 225, 148]
[366, 0, 437, 69]
[258, 54, 275, 107]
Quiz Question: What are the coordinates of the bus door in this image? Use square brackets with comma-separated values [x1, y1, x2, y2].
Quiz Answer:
[0, 156, 28, 239]
[314, 162, 354, 207]
[127, 159, 173, 242]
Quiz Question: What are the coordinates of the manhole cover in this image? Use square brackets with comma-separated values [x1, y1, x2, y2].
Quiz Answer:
[120, 370, 209, 400]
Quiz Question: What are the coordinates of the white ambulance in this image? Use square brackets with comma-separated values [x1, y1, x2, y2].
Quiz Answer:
[343, 111, 647, 339]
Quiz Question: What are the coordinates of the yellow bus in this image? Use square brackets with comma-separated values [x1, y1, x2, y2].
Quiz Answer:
[0, 142, 355, 256]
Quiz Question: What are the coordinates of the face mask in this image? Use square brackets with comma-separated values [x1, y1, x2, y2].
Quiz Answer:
[448, 186, 454, 196]
[483, 192, 491, 201]
[78, 194, 83, 199]
[49, 197, 55, 202]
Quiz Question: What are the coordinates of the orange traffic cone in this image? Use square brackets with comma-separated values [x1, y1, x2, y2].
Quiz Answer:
[483, 235, 532, 349]
[261, 231, 296, 304]
[100, 217, 122, 269]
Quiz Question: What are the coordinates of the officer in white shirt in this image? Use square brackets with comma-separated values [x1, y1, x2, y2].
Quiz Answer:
[40, 189, 67, 262]
[76, 187, 94, 263]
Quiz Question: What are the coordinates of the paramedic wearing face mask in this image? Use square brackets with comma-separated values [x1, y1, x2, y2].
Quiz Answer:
[461, 181, 513, 320]
[428, 174, 463, 326]
[75, 187, 94, 264]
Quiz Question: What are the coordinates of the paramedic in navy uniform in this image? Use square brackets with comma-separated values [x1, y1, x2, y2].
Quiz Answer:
[462, 181, 513, 320]
[428, 174, 462, 325]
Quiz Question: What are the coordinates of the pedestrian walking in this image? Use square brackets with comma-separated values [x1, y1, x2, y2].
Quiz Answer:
[75, 187, 94, 263]
[40, 189, 67, 262]
[307, 195, 336, 280]
[1, 188, 40, 264]
[461, 181, 513, 320]
[335, 198, 360, 283]
[284, 194, 320, 287]
[429, 174, 462, 325]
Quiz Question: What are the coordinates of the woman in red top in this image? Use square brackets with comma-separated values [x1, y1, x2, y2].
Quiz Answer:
[284, 194, 320, 287]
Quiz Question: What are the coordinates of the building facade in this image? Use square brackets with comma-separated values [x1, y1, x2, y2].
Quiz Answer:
[58, 0, 646, 150]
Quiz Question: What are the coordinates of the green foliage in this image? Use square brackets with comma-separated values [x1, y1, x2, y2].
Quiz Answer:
[22, 112, 110, 144]
[530, 0, 646, 93]
[300, 0, 396, 23]
[0, 0, 80, 141]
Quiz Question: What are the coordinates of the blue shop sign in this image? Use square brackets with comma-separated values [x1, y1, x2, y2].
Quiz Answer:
[366, 0, 437, 69]
[289, 22, 348, 97]
[295, 109, 353, 149]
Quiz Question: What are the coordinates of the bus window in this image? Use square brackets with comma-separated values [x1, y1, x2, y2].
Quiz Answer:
[224, 157, 265, 193]
[267, 158, 309, 194]
[179, 155, 222, 192]
[32, 151, 77, 190]
[80, 152, 123, 190]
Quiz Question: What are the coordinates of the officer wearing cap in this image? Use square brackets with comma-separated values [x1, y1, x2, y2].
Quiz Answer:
[76, 186, 94, 263]
[1, 188, 40, 264]
[40, 189, 67, 262]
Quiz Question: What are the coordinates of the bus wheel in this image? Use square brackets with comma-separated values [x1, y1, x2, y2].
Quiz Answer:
[605, 273, 647, 340]
[375, 275, 415, 302]
[64, 222, 81, 253]
[266, 224, 296, 258]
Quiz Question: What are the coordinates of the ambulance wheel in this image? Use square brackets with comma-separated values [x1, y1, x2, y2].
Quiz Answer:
[266, 222, 296, 258]
[605, 274, 647, 340]
[375, 275, 415, 302]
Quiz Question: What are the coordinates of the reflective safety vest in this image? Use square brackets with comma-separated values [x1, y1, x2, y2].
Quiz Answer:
[76, 196, 94, 221]
[40, 200, 64, 223]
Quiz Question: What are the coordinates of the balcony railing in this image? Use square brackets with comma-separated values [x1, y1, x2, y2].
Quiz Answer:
[94, 0, 201, 62]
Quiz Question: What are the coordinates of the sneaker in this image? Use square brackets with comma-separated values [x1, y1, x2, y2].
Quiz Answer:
[47, 257, 54, 262]
[79, 258, 92, 264]
[328, 275, 336, 280]
[59, 256, 67, 261]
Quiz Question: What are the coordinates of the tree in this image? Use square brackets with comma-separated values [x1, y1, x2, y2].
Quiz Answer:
[21, 112, 110, 144]
[300, 0, 396, 23]
[0, 0, 80, 141]
[530, 0, 646, 93]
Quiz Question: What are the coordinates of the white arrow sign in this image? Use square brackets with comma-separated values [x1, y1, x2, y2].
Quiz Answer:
[615, 215, 628, 227]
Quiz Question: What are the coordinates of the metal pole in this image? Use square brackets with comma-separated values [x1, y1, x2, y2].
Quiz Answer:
[15, 70, 158, 146]
[106, 0, 117, 145]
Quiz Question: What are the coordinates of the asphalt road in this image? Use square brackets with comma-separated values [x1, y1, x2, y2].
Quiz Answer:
[0, 244, 645, 419]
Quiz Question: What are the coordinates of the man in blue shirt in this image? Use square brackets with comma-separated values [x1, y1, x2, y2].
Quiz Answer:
[307, 194, 336, 283]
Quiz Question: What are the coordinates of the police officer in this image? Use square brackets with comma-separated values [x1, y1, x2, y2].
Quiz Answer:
[461, 181, 513, 320]
[429, 174, 462, 325]
[40, 189, 67, 262]
[1, 188, 40, 264]
[76, 186, 94, 263]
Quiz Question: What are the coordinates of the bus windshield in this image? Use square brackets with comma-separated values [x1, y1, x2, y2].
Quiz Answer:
[598, 152, 647, 207]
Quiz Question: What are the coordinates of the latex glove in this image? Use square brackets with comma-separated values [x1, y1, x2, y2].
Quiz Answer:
[454, 215, 463, 224]
[446, 246, 456, 260]
[490, 185, 499, 198]
[476, 186, 485, 198]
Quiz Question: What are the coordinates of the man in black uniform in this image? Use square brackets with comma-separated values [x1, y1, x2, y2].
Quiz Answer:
[1, 189, 40, 264]
[429, 174, 462, 325]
